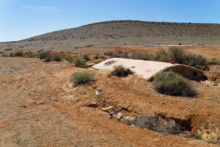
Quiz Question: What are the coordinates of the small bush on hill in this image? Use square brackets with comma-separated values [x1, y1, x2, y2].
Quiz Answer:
[111, 65, 133, 77]
[71, 72, 95, 85]
[15, 51, 23, 57]
[153, 71, 197, 97]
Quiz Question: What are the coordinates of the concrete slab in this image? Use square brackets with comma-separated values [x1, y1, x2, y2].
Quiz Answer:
[93, 58, 175, 80]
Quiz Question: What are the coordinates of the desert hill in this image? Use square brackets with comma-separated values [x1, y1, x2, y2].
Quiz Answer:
[1, 20, 220, 51]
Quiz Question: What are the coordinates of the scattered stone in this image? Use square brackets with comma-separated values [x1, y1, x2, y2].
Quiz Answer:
[48, 97, 58, 102]
[116, 112, 123, 120]
[95, 91, 99, 96]
[213, 83, 218, 86]
[121, 116, 136, 125]
[101, 106, 113, 112]
[131, 124, 135, 128]
[97, 87, 102, 91]
[160, 102, 165, 105]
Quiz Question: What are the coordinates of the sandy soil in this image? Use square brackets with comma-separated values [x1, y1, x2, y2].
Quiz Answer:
[0, 57, 219, 146]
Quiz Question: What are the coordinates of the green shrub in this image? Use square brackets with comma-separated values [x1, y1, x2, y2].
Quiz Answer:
[99, 55, 107, 59]
[111, 65, 133, 77]
[94, 54, 99, 59]
[154, 50, 169, 62]
[64, 55, 76, 63]
[184, 53, 209, 70]
[74, 57, 87, 68]
[83, 54, 90, 61]
[106, 51, 129, 58]
[43, 54, 52, 62]
[208, 58, 220, 65]
[15, 51, 23, 56]
[130, 52, 151, 60]
[153, 71, 197, 97]
[71, 72, 95, 85]
[39, 52, 51, 60]
[104, 51, 114, 56]
[167, 47, 185, 64]
[153, 48, 209, 70]
[53, 54, 62, 62]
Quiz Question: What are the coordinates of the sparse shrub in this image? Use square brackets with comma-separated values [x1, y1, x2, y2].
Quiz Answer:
[64, 55, 76, 63]
[23, 51, 37, 58]
[184, 53, 209, 70]
[53, 54, 62, 62]
[99, 55, 107, 59]
[39, 52, 51, 60]
[111, 65, 133, 77]
[154, 50, 169, 62]
[130, 52, 153, 60]
[43, 54, 52, 62]
[153, 71, 197, 97]
[194, 133, 203, 140]
[94, 54, 99, 59]
[167, 47, 185, 64]
[9, 53, 15, 57]
[71, 72, 95, 85]
[83, 54, 90, 61]
[15, 50, 23, 57]
[108, 51, 129, 58]
[208, 58, 220, 65]
[104, 51, 114, 56]
[153, 48, 209, 70]
[74, 57, 87, 68]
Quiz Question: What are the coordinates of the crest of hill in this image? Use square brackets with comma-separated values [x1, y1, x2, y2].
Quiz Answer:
[1, 20, 220, 51]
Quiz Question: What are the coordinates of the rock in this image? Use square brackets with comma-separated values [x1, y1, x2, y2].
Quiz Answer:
[95, 91, 99, 96]
[213, 83, 218, 86]
[101, 106, 113, 112]
[48, 97, 58, 102]
[116, 112, 123, 120]
[131, 124, 135, 128]
[121, 116, 136, 125]
[160, 102, 165, 105]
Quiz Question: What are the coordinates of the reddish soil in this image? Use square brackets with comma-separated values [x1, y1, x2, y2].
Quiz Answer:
[0, 57, 219, 146]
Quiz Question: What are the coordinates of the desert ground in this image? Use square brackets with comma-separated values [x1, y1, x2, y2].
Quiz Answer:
[0, 20, 220, 147]
[0, 46, 220, 146]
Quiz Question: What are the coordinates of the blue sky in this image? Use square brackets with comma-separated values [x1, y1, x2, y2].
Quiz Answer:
[0, 0, 220, 41]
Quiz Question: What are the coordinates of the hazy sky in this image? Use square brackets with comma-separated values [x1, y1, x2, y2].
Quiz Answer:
[0, 0, 220, 41]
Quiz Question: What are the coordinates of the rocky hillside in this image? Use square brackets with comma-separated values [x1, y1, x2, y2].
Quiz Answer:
[1, 20, 220, 51]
